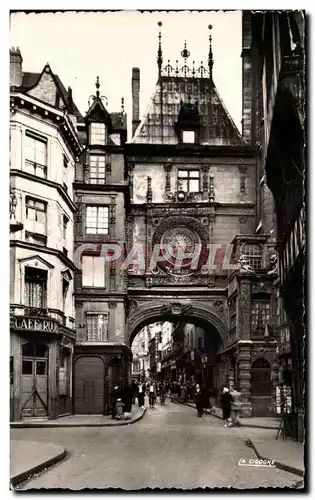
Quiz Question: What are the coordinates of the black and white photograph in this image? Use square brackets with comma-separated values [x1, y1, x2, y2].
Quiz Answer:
[8, 7, 306, 491]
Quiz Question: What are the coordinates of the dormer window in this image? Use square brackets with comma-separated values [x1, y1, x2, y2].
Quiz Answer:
[90, 122, 106, 145]
[182, 130, 195, 143]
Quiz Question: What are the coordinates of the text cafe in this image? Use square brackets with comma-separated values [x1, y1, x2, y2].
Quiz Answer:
[14, 317, 59, 333]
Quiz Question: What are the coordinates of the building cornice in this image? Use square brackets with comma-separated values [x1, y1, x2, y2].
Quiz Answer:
[10, 240, 76, 271]
[125, 143, 259, 159]
[10, 92, 82, 158]
[10, 169, 76, 213]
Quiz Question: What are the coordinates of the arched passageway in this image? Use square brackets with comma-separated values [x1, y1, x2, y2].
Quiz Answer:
[129, 300, 228, 394]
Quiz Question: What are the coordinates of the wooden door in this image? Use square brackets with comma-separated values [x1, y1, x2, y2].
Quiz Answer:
[21, 342, 48, 418]
[74, 356, 104, 414]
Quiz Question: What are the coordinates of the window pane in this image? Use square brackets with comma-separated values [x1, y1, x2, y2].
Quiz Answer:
[189, 170, 200, 178]
[22, 360, 33, 375]
[36, 361, 47, 375]
[82, 256, 94, 286]
[86, 206, 109, 235]
[189, 179, 200, 192]
[183, 131, 195, 143]
[93, 257, 105, 287]
[178, 170, 188, 178]
[90, 123, 106, 145]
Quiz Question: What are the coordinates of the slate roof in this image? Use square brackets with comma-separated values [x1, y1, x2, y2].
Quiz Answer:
[131, 75, 244, 146]
[19, 71, 84, 121]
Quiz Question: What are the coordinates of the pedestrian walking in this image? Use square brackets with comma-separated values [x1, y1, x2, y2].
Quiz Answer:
[220, 387, 233, 427]
[159, 382, 166, 405]
[137, 382, 145, 409]
[149, 381, 156, 408]
[230, 386, 242, 427]
[115, 398, 125, 419]
[194, 383, 203, 417]
[122, 384, 133, 420]
[110, 385, 120, 419]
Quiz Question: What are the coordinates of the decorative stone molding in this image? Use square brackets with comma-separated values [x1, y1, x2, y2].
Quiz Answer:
[127, 163, 134, 201]
[163, 163, 172, 195]
[109, 262, 116, 291]
[105, 162, 112, 184]
[239, 165, 248, 199]
[127, 300, 228, 346]
[208, 173, 215, 202]
[238, 280, 251, 340]
[201, 165, 209, 193]
[146, 177, 152, 203]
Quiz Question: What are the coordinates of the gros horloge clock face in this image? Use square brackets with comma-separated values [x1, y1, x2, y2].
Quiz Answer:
[160, 226, 200, 275]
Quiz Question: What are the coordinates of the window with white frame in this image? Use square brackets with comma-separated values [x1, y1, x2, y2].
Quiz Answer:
[24, 267, 47, 309]
[242, 244, 263, 269]
[86, 314, 108, 341]
[82, 255, 105, 287]
[86, 206, 109, 235]
[25, 197, 47, 234]
[178, 169, 200, 193]
[24, 132, 47, 178]
[90, 155, 106, 184]
[90, 123, 106, 145]
[182, 130, 195, 143]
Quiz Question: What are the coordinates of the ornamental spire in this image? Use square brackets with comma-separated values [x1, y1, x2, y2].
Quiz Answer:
[208, 24, 214, 81]
[96, 75, 100, 97]
[157, 21, 163, 76]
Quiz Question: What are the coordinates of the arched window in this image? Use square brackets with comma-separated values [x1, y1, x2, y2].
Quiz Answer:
[251, 358, 271, 396]
[242, 244, 262, 269]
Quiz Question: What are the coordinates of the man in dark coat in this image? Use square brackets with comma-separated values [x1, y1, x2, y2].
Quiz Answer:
[110, 385, 121, 419]
[194, 383, 203, 417]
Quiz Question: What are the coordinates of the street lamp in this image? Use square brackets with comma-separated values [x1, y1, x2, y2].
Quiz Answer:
[10, 189, 23, 233]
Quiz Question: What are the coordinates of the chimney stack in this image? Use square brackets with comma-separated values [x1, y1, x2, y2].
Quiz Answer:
[132, 67, 140, 137]
[10, 47, 23, 88]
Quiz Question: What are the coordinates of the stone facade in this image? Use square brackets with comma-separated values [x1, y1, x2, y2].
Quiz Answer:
[9, 52, 81, 421]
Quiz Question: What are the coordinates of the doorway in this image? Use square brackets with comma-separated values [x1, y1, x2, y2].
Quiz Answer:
[21, 341, 48, 418]
[74, 356, 105, 414]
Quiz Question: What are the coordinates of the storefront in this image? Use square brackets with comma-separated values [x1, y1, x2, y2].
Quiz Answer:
[10, 313, 74, 421]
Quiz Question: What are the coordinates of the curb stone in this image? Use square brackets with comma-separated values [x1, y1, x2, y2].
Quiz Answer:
[178, 400, 278, 430]
[10, 448, 67, 488]
[10, 408, 146, 428]
[246, 437, 304, 478]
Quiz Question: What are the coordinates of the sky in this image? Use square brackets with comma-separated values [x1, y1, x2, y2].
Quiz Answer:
[9, 10, 243, 138]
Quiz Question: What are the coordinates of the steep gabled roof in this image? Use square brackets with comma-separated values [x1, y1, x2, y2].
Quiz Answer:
[132, 75, 244, 146]
[20, 68, 83, 121]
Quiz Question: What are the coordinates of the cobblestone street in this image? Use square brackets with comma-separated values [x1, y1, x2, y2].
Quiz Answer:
[12, 402, 300, 490]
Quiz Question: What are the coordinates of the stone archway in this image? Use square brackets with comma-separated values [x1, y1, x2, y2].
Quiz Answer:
[127, 300, 228, 348]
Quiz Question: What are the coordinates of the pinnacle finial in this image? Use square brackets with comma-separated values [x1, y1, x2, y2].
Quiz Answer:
[157, 21, 163, 75]
[96, 76, 100, 97]
[181, 39, 190, 60]
[208, 24, 214, 79]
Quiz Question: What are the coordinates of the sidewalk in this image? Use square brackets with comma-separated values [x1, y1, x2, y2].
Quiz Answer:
[178, 399, 280, 429]
[10, 440, 66, 488]
[246, 434, 305, 478]
[10, 406, 146, 428]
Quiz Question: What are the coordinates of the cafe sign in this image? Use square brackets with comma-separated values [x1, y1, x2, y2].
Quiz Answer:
[14, 317, 58, 333]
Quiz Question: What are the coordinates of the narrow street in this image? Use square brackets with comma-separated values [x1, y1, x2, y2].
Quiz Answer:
[12, 402, 299, 490]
